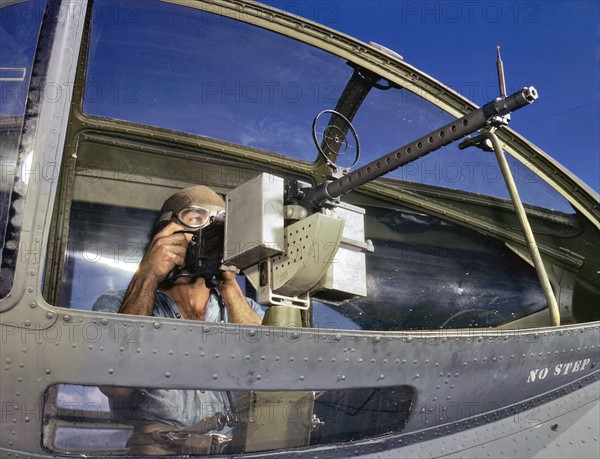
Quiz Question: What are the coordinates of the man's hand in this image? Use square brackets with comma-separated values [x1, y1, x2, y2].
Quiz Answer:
[216, 271, 262, 325]
[119, 222, 189, 316]
[137, 222, 189, 285]
[216, 270, 238, 288]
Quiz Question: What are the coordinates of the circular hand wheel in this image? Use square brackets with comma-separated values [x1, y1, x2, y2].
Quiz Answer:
[312, 110, 360, 172]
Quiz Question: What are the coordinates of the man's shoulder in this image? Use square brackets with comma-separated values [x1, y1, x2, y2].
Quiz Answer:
[92, 290, 126, 313]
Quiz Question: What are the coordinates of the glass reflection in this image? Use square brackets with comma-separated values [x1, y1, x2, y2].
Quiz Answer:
[84, 0, 351, 162]
[0, 0, 47, 296]
[312, 205, 549, 331]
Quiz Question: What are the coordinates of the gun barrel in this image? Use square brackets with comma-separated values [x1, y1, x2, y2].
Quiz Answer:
[305, 87, 537, 208]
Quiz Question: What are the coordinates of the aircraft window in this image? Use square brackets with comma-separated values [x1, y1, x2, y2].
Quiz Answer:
[84, 0, 351, 162]
[0, 0, 46, 297]
[54, 202, 550, 329]
[43, 385, 132, 454]
[50, 137, 551, 328]
[82, 0, 574, 214]
[312, 205, 549, 331]
[43, 383, 414, 455]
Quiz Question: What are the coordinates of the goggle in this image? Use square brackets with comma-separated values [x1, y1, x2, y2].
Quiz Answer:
[159, 205, 224, 230]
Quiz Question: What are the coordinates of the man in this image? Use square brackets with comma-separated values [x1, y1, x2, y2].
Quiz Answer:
[93, 185, 264, 455]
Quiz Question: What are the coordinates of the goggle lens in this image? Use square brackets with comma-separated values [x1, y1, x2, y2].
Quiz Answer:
[177, 206, 211, 229]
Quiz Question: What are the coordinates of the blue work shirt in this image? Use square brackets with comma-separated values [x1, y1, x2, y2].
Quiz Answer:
[93, 289, 264, 429]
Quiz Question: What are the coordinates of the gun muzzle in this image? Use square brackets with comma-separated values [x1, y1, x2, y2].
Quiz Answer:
[483, 86, 538, 119]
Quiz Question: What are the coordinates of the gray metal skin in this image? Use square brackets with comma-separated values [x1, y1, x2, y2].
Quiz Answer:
[0, 1, 598, 458]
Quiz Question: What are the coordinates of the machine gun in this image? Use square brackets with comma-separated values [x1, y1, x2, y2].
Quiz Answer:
[216, 85, 538, 316]
[186, 50, 555, 335]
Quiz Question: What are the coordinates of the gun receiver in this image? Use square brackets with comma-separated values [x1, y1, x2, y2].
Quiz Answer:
[299, 86, 538, 210]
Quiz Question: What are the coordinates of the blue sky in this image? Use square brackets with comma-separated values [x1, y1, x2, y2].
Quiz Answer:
[266, 0, 600, 192]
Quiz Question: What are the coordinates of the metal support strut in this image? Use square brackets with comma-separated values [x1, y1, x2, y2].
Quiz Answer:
[482, 129, 561, 326]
